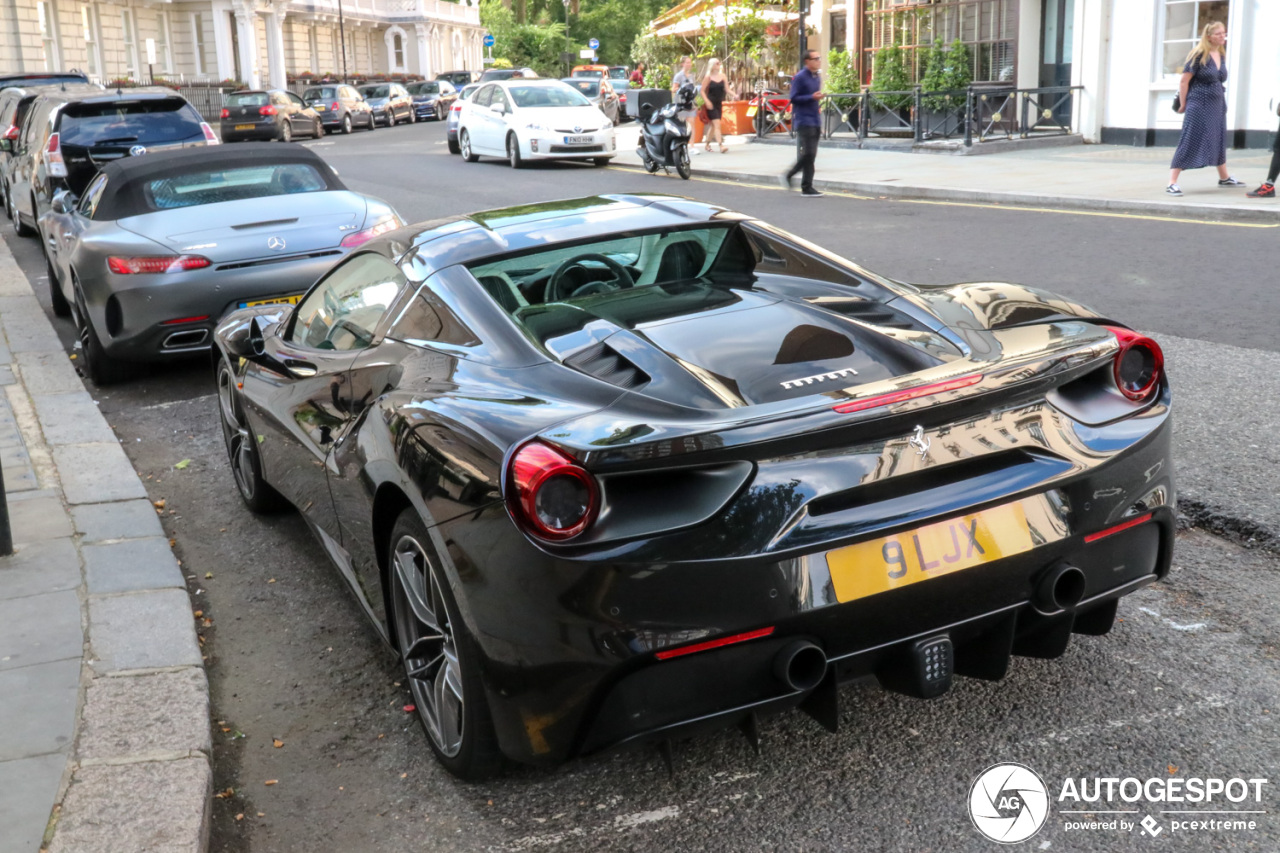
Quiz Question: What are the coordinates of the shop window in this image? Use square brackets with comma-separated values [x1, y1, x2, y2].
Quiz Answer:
[1159, 0, 1229, 76]
[863, 0, 1017, 84]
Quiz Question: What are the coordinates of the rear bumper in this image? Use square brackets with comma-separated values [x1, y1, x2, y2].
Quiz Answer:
[81, 253, 344, 361]
[219, 124, 280, 142]
[443, 409, 1174, 765]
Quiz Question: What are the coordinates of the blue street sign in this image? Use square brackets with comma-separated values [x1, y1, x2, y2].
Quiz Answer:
[483, 34, 495, 47]
[588, 38, 600, 50]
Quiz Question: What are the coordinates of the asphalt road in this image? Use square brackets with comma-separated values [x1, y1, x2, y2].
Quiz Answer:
[3, 120, 1278, 852]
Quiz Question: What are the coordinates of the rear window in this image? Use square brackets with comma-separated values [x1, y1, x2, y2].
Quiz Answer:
[225, 92, 269, 107]
[143, 163, 329, 211]
[59, 98, 204, 146]
[407, 82, 440, 95]
[303, 87, 337, 101]
[361, 86, 390, 98]
[563, 80, 600, 97]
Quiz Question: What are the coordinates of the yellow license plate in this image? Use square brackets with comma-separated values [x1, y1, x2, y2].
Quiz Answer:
[234, 124, 255, 130]
[240, 294, 303, 309]
[827, 500, 1042, 603]
[746, 106, 757, 117]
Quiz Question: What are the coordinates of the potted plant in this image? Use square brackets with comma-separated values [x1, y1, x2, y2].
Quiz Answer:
[868, 40, 913, 136]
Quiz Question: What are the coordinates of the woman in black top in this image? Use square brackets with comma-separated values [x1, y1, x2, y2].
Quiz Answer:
[701, 57, 729, 153]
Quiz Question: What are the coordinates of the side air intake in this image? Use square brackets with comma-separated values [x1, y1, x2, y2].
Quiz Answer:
[564, 342, 651, 390]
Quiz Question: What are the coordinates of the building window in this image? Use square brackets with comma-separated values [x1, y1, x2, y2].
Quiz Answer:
[37, 1, 60, 71]
[156, 10, 174, 73]
[332, 29, 342, 72]
[82, 5, 102, 78]
[122, 9, 139, 79]
[308, 26, 319, 73]
[1160, 0, 1229, 76]
[863, 0, 1018, 84]
[830, 13, 847, 51]
[191, 13, 206, 76]
[392, 32, 405, 70]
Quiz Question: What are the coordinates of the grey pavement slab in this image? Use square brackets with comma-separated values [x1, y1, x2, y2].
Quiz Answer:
[0, 313, 64, 354]
[47, 758, 211, 853]
[0, 538, 80, 599]
[0, 752, 67, 853]
[31, 392, 117, 446]
[7, 495, 74, 545]
[84, 537, 184, 595]
[0, 590, 83, 672]
[88, 589, 201, 674]
[0, 463, 38, 492]
[0, 658, 80, 761]
[72, 499, 166, 543]
[0, 364, 13, 385]
[52, 443, 148, 505]
[78, 668, 210, 761]
[15, 351, 86, 396]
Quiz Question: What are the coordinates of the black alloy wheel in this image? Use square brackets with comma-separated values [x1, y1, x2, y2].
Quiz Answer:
[507, 133, 523, 169]
[460, 130, 478, 162]
[280, 121, 293, 143]
[388, 508, 502, 780]
[71, 279, 130, 385]
[217, 360, 286, 513]
[342, 113, 353, 134]
[45, 249, 69, 317]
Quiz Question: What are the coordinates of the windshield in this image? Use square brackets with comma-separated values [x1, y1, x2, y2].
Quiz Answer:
[143, 163, 329, 211]
[573, 69, 605, 79]
[609, 68, 628, 79]
[59, 99, 204, 146]
[225, 92, 269, 107]
[407, 82, 440, 95]
[508, 84, 592, 109]
[360, 86, 390, 98]
[562, 79, 600, 97]
[303, 87, 337, 101]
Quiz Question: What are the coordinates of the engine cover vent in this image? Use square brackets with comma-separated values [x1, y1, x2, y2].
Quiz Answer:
[565, 342, 651, 390]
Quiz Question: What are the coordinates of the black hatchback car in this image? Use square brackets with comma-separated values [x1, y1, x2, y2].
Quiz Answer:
[220, 89, 323, 143]
[8, 87, 216, 238]
[1, 83, 102, 221]
[301, 84, 376, 134]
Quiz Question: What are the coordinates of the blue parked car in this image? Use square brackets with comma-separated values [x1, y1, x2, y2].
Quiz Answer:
[405, 80, 457, 121]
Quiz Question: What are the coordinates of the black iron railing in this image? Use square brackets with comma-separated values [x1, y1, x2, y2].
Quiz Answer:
[755, 85, 1083, 147]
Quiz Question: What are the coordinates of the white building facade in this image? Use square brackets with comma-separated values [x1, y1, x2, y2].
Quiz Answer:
[800, 0, 1279, 147]
[0, 0, 485, 89]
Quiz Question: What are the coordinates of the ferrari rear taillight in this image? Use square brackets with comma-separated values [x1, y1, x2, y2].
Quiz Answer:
[509, 441, 599, 541]
[1104, 326, 1163, 402]
[45, 132, 66, 178]
[107, 255, 212, 275]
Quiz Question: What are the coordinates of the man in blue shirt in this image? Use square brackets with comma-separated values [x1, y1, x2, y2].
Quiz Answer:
[780, 50, 825, 197]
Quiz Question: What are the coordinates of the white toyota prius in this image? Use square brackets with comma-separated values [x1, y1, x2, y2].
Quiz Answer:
[457, 79, 616, 168]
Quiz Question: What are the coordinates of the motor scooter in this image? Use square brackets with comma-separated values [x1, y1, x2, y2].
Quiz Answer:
[637, 83, 696, 180]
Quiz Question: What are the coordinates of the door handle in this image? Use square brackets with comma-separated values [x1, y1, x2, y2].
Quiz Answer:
[284, 359, 317, 378]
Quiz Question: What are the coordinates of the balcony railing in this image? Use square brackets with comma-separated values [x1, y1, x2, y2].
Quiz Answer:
[754, 85, 1083, 147]
[289, 0, 480, 25]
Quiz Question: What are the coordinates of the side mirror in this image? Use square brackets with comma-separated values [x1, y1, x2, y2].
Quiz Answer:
[0, 138, 10, 153]
[222, 315, 270, 360]
[50, 190, 77, 215]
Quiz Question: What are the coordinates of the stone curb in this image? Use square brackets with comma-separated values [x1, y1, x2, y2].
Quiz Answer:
[0, 237, 210, 853]
[611, 158, 1280, 225]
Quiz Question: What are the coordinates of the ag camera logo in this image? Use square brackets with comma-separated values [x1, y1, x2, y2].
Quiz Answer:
[969, 763, 1050, 844]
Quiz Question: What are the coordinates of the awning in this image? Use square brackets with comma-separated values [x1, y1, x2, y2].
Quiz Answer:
[649, 1, 797, 39]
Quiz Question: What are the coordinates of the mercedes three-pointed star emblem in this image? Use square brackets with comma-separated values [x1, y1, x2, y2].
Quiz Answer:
[267, 236, 287, 251]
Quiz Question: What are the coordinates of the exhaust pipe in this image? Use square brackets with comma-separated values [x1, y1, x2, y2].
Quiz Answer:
[774, 640, 826, 692]
[1034, 564, 1087, 615]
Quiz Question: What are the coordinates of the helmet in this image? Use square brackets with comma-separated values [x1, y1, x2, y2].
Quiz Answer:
[676, 82, 697, 108]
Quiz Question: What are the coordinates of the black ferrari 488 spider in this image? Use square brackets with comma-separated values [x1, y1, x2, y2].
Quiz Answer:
[214, 194, 1173, 779]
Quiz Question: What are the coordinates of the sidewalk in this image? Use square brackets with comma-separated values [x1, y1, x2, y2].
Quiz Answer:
[0, 238, 210, 853]
[613, 127, 1280, 223]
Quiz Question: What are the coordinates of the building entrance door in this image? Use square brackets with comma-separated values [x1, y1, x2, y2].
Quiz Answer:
[1040, 0, 1075, 122]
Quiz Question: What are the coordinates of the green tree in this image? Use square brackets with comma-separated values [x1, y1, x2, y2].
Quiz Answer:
[870, 41, 912, 111]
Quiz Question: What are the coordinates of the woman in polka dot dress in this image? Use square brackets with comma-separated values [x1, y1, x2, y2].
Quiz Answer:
[1168, 22, 1244, 195]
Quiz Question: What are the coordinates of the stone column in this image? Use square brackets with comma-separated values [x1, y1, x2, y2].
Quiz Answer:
[233, 1, 260, 88]
[265, 0, 288, 88]
[414, 23, 430, 78]
[210, 0, 237, 81]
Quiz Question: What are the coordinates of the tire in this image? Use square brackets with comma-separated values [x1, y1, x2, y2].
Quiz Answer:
[13, 194, 34, 237]
[279, 121, 292, 143]
[342, 114, 353, 134]
[387, 111, 395, 127]
[460, 130, 478, 162]
[1, 183, 10, 220]
[71, 280, 131, 385]
[436, 103, 445, 122]
[217, 360, 288, 513]
[407, 108, 416, 124]
[674, 142, 692, 180]
[388, 508, 503, 780]
[506, 133, 523, 169]
[447, 137, 461, 155]
[314, 119, 323, 138]
[365, 112, 376, 131]
[46, 250, 69, 317]
[593, 157, 610, 167]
